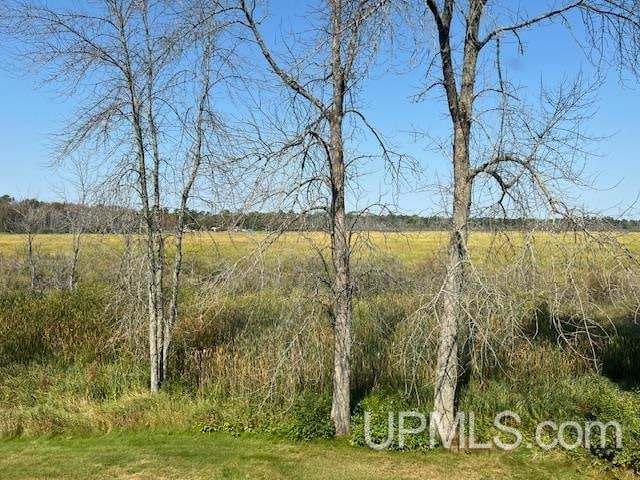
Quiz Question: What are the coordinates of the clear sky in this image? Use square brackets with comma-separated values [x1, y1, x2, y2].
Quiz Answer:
[0, 1, 638, 216]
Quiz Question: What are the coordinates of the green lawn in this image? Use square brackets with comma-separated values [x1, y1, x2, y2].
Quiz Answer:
[0, 431, 624, 479]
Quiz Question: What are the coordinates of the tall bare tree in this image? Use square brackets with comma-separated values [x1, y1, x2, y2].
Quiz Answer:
[239, 0, 394, 435]
[416, 0, 640, 437]
[8, 0, 236, 391]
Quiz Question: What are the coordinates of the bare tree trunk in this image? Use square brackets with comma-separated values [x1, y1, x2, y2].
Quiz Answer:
[161, 33, 210, 382]
[113, 0, 167, 393]
[423, 4, 640, 429]
[148, 264, 161, 392]
[241, 0, 388, 435]
[329, 96, 352, 437]
[145, 210, 163, 394]
[27, 229, 36, 291]
[69, 229, 81, 290]
[112, 0, 163, 393]
[65, 159, 90, 292]
[19, 205, 44, 292]
[328, 0, 352, 437]
[142, 0, 166, 386]
[163, 228, 182, 380]
[433, 124, 472, 434]
[330, 214, 352, 436]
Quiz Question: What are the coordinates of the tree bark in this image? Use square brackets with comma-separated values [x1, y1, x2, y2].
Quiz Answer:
[69, 229, 80, 291]
[433, 124, 472, 435]
[329, 110, 352, 437]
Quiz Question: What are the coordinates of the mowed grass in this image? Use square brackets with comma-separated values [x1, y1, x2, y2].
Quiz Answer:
[0, 431, 623, 480]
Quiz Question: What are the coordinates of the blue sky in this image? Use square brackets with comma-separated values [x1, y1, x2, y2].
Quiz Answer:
[0, 1, 638, 216]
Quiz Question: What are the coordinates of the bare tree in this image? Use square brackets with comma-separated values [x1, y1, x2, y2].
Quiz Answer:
[14, 201, 45, 291]
[58, 156, 95, 291]
[415, 0, 640, 437]
[239, 0, 396, 435]
[7, 0, 236, 391]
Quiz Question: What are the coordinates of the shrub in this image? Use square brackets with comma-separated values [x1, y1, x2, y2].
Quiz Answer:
[574, 376, 640, 472]
[350, 390, 431, 450]
[277, 392, 334, 441]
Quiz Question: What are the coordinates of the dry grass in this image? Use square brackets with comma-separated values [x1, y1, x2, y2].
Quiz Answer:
[1, 230, 638, 262]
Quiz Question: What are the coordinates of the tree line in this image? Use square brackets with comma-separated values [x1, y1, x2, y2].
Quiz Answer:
[2, 195, 640, 233]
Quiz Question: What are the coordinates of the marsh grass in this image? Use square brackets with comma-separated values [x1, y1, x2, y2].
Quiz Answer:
[0, 232, 639, 471]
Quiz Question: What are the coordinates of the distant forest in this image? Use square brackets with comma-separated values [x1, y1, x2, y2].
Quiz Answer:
[2, 194, 639, 233]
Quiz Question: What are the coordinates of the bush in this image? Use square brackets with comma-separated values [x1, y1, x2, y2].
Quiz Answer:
[277, 392, 334, 441]
[574, 376, 640, 472]
[350, 390, 432, 450]
[199, 393, 334, 440]
[601, 333, 640, 385]
[349, 375, 640, 474]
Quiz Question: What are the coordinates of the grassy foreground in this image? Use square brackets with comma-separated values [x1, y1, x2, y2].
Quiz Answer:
[0, 431, 622, 480]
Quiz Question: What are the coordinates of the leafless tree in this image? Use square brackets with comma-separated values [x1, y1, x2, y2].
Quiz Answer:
[239, 0, 397, 435]
[413, 0, 640, 437]
[57, 156, 95, 291]
[14, 201, 45, 291]
[7, 0, 238, 391]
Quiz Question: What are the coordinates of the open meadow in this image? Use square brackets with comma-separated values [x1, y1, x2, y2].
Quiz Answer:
[2, 229, 640, 261]
[0, 231, 639, 477]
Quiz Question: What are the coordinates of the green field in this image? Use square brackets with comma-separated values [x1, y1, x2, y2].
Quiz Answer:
[0, 431, 626, 479]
